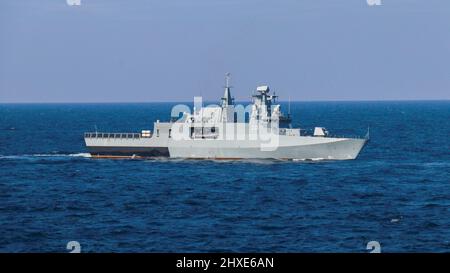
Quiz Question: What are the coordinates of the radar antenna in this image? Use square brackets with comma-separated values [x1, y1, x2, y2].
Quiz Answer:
[225, 72, 231, 88]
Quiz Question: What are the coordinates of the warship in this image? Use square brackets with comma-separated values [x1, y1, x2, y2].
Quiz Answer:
[84, 75, 368, 160]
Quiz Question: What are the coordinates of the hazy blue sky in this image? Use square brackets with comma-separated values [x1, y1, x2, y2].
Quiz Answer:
[0, 0, 449, 102]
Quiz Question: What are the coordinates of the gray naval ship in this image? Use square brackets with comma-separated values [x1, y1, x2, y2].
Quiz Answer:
[84, 76, 368, 160]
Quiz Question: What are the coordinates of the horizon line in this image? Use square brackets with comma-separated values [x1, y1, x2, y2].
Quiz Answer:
[0, 98, 449, 104]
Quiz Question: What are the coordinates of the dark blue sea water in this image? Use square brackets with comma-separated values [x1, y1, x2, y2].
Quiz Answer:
[0, 101, 449, 252]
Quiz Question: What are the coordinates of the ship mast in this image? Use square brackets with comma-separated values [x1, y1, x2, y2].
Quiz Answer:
[221, 72, 233, 107]
[221, 73, 235, 123]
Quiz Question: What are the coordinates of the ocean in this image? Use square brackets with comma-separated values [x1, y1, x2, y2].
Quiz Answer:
[0, 101, 449, 252]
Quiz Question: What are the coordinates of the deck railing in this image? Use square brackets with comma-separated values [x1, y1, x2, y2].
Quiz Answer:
[84, 132, 143, 139]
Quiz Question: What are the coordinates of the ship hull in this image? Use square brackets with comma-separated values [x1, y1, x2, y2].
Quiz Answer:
[86, 146, 169, 158]
[85, 136, 367, 160]
[168, 136, 368, 160]
[85, 121, 368, 160]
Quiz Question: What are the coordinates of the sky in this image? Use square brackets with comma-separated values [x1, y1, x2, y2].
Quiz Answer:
[0, 0, 449, 102]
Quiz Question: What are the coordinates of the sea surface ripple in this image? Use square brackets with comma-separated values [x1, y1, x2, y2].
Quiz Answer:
[0, 101, 449, 252]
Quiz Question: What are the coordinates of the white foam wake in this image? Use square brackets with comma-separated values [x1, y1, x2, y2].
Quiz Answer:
[29, 153, 92, 158]
[0, 153, 92, 159]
